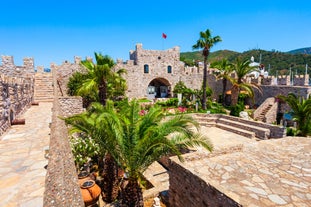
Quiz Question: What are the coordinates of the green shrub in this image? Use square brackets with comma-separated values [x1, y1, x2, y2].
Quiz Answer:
[230, 103, 244, 117]
[156, 98, 178, 107]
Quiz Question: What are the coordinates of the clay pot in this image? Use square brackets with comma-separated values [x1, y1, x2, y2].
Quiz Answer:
[78, 171, 90, 186]
[80, 180, 101, 206]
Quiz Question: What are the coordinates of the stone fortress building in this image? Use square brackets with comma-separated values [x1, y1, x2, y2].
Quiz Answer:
[114, 43, 202, 99]
[1, 43, 311, 136]
[1, 44, 311, 206]
[1, 43, 310, 134]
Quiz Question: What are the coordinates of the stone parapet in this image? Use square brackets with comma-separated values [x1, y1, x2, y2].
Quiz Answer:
[43, 96, 84, 206]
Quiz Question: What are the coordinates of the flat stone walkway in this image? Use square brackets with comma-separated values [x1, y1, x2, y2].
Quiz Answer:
[0, 102, 52, 207]
[171, 126, 311, 207]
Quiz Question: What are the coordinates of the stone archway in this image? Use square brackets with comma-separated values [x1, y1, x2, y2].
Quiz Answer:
[147, 78, 171, 99]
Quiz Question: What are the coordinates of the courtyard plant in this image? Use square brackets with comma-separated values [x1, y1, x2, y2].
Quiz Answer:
[66, 99, 213, 206]
[67, 53, 127, 107]
[278, 93, 311, 136]
[66, 53, 128, 202]
[210, 58, 234, 106]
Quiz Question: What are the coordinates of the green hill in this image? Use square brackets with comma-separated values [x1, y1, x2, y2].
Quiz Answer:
[180, 48, 311, 76]
[287, 47, 311, 55]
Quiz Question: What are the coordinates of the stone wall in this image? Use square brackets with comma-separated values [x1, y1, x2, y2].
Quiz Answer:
[253, 85, 311, 107]
[0, 55, 57, 136]
[43, 96, 84, 207]
[52, 56, 84, 97]
[168, 159, 242, 207]
[42, 53, 85, 206]
[0, 75, 34, 136]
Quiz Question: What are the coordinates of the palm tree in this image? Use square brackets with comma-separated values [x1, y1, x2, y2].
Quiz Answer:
[230, 57, 261, 106]
[210, 59, 234, 105]
[193, 29, 222, 110]
[69, 100, 213, 206]
[278, 93, 311, 136]
[76, 52, 126, 106]
[65, 103, 121, 203]
[107, 69, 127, 101]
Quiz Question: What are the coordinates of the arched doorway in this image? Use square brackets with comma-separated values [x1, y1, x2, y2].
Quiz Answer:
[147, 78, 171, 99]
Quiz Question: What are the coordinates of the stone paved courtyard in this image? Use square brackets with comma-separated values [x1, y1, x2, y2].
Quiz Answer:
[169, 126, 311, 207]
[0, 103, 310, 206]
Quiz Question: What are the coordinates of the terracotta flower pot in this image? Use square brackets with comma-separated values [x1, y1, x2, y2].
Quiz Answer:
[78, 171, 90, 186]
[80, 180, 101, 206]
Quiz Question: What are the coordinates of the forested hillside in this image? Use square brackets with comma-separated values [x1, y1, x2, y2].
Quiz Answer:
[180, 47, 311, 76]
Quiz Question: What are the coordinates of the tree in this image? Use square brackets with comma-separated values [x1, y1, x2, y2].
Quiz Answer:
[65, 103, 121, 202]
[66, 53, 127, 202]
[69, 52, 126, 106]
[193, 29, 222, 110]
[230, 57, 261, 106]
[67, 72, 96, 107]
[68, 100, 213, 206]
[278, 93, 311, 136]
[210, 59, 234, 105]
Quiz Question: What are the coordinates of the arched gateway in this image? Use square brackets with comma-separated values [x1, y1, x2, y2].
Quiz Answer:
[147, 77, 171, 99]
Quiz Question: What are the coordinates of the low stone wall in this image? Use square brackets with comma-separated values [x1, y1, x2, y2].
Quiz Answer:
[168, 159, 242, 207]
[43, 96, 84, 207]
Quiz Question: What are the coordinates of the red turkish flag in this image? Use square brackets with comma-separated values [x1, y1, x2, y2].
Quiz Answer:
[162, 33, 167, 39]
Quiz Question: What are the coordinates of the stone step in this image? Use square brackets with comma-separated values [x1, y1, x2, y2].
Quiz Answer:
[217, 118, 270, 139]
[216, 123, 256, 139]
[198, 121, 216, 127]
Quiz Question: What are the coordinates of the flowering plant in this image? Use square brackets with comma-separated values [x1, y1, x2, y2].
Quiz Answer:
[70, 134, 100, 170]
[177, 106, 187, 113]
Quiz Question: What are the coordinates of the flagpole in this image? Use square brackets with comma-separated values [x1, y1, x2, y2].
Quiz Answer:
[162, 33, 167, 50]
[162, 38, 164, 50]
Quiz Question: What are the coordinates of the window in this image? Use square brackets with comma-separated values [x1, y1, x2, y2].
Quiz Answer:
[144, 64, 149, 73]
[167, 65, 172, 73]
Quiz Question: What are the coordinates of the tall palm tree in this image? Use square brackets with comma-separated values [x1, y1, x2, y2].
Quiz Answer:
[77, 52, 126, 106]
[193, 29, 222, 110]
[210, 59, 234, 105]
[230, 57, 261, 106]
[278, 93, 311, 136]
[69, 100, 213, 206]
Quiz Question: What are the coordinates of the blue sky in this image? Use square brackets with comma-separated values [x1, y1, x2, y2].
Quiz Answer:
[0, 0, 311, 68]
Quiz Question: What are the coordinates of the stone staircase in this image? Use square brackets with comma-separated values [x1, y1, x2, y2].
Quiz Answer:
[252, 97, 278, 124]
[194, 113, 285, 140]
[34, 73, 54, 102]
[256, 104, 273, 122]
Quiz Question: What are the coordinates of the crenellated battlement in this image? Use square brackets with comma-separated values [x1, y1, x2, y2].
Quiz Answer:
[245, 74, 309, 86]
[0, 55, 51, 77]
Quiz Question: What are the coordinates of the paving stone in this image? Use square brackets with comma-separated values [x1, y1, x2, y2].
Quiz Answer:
[268, 194, 287, 205]
[0, 102, 52, 207]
